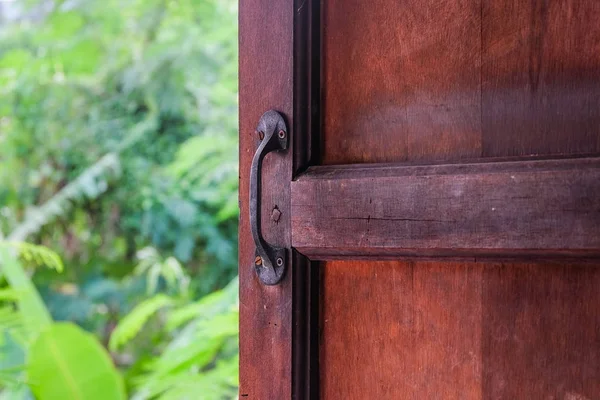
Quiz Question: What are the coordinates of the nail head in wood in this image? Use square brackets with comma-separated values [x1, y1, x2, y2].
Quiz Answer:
[271, 207, 282, 223]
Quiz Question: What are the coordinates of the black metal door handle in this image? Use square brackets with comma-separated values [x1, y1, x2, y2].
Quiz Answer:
[250, 110, 288, 285]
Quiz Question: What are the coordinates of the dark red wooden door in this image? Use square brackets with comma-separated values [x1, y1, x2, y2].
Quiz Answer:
[239, 1, 600, 399]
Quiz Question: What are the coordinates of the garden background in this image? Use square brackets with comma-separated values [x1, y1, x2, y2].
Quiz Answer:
[0, 0, 239, 398]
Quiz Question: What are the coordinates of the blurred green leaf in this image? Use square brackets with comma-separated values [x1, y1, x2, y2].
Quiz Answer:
[28, 323, 126, 400]
[0, 247, 52, 336]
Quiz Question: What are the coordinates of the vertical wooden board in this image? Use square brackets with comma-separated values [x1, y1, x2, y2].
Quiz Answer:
[239, 0, 293, 398]
[316, 2, 600, 400]
[320, 261, 417, 399]
[482, 0, 600, 157]
[411, 262, 483, 399]
[481, 262, 600, 399]
[322, 0, 482, 165]
[321, 261, 600, 399]
[320, 261, 483, 399]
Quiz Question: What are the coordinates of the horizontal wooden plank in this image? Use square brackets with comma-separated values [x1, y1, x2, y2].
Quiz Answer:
[291, 157, 600, 260]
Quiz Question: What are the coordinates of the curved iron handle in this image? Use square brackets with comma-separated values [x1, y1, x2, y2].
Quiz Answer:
[250, 110, 288, 285]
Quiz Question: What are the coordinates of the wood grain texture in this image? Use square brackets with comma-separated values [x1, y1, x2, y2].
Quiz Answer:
[320, 261, 600, 400]
[239, 0, 600, 397]
[292, 157, 600, 259]
[482, 0, 600, 157]
[314, 0, 600, 399]
[239, 0, 294, 398]
[322, 0, 482, 164]
[321, 0, 600, 165]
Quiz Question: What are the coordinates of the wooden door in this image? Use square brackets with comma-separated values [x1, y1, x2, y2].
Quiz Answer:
[239, 1, 600, 399]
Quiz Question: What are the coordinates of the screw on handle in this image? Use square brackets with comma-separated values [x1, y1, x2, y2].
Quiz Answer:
[249, 110, 288, 285]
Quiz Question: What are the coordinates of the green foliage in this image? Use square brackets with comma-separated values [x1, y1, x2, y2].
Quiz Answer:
[109, 294, 173, 352]
[0, 0, 239, 398]
[6, 153, 122, 243]
[28, 323, 126, 400]
[0, 0, 239, 287]
[125, 277, 239, 400]
[0, 247, 125, 400]
[0, 242, 64, 272]
[0, 247, 52, 336]
[134, 248, 189, 296]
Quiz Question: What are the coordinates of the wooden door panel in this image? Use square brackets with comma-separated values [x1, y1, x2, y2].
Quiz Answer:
[317, 0, 600, 398]
[239, 0, 600, 398]
[482, 0, 600, 157]
[323, 0, 600, 165]
[321, 261, 600, 400]
[323, 0, 482, 164]
[481, 262, 600, 399]
[320, 261, 483, 399]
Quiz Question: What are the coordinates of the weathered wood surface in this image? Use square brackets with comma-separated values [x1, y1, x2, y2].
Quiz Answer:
[239, 0, 293, 398]
[320, 260, 600, 399]
[482, 0, 600, 157]
[322, 0, 600, 165]
[322, 0, 482, 164]
[292, 157, 600, 259]
[317, 0, 600, 397]
[239, 0, 600, 398]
